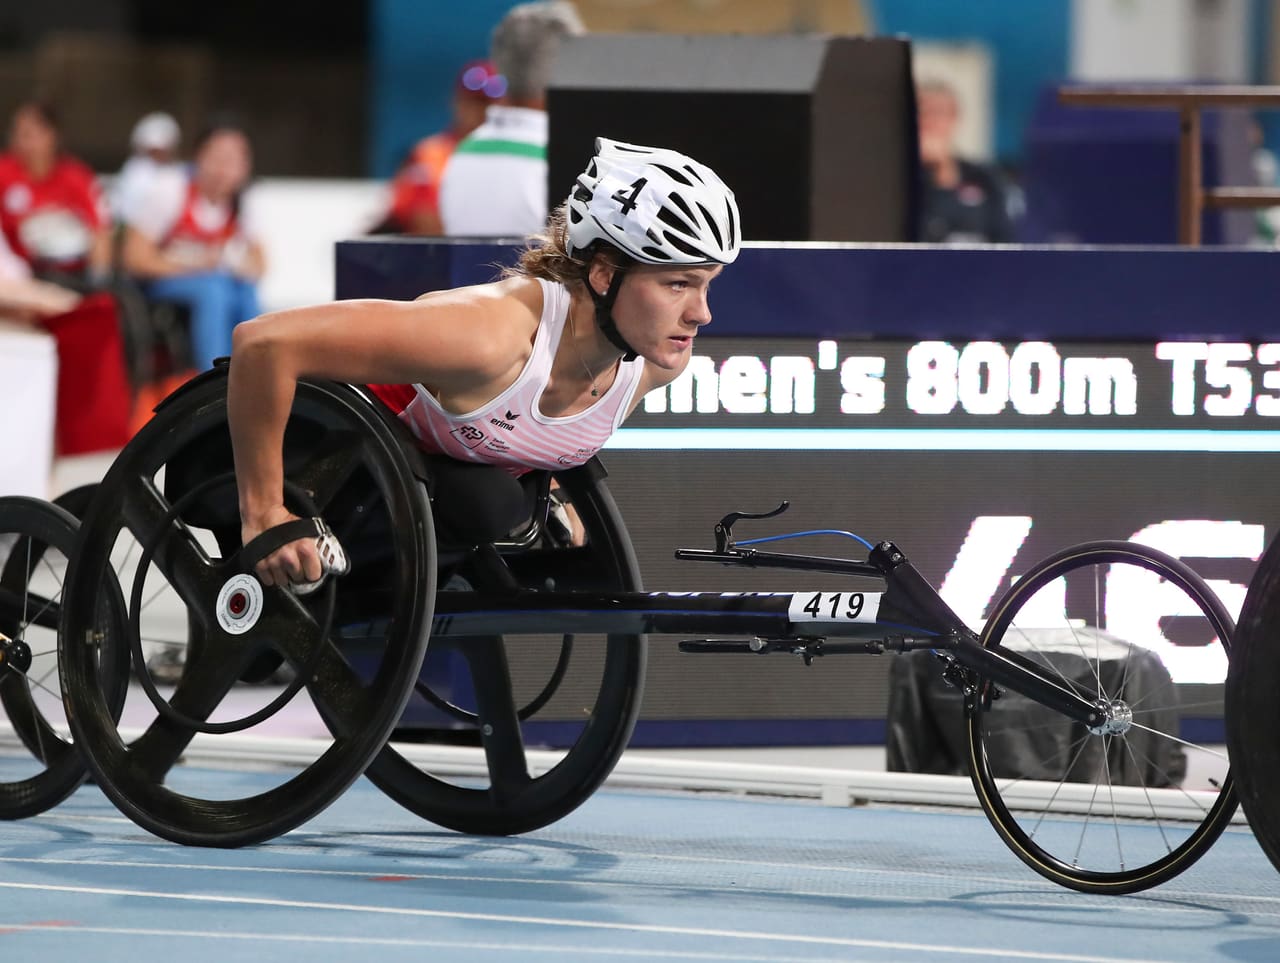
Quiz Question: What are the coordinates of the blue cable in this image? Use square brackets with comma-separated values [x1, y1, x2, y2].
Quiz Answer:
[734, 529, 877, 551]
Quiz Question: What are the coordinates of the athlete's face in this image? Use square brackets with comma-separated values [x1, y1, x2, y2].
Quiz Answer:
[598, 262, 722, 371]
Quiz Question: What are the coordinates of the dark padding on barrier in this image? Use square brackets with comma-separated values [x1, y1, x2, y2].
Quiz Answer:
[335, 238, 1280, 341]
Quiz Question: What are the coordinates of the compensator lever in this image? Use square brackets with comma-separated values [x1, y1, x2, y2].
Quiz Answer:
[714, 501, 789, 552]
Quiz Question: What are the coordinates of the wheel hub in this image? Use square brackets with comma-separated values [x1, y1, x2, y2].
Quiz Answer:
[1088, 699, 1134, 736]
[215, 574, 264, 635]
[0, 630, 32, 674]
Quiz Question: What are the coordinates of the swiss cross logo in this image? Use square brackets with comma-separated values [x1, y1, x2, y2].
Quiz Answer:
[450, 425, 487, 449]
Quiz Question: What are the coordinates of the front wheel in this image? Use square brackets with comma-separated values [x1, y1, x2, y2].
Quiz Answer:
[968, 540, 1237, 894]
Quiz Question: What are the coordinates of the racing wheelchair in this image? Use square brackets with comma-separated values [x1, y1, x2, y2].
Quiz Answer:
[0, 365, 1238, 895]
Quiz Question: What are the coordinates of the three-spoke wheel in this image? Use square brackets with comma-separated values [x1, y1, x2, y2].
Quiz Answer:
[363, 460, 647, 835]
[969, 540, 1236, 894]
[58, 369, 436, 846]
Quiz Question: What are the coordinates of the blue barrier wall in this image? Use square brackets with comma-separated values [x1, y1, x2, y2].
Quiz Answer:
[336, 238, 1280, 341]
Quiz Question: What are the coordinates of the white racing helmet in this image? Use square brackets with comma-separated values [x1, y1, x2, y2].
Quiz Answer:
[567, 138, 741, 266]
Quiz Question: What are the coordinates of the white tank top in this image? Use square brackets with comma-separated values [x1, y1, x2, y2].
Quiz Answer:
[370, 278, 645, 475]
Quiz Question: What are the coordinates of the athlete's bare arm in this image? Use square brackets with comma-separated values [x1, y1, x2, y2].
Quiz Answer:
[227, 277, 541, 585]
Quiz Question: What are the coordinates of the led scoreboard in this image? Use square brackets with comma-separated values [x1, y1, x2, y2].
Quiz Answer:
[630, 338, 1280, 428]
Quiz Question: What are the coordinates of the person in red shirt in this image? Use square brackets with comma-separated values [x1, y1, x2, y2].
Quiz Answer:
[372, 59, 506, 236]
[0, 100, 112, 281]
[0, 100, 131, 455]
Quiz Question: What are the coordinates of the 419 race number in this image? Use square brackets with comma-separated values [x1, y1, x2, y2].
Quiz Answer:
[787, 591, 881, 624]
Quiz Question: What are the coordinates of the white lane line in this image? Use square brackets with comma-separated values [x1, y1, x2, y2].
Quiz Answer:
[0, 855, 1274, 922]
[0, 880, 1185, 962]
[6, 830, 1278, 911]
[0, 924, 858, 962]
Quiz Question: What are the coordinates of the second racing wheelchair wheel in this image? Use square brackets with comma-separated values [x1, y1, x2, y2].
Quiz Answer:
[0, 497, 127, 818]
[58, 367, 436, 847]
[1226, 532, 1280, 877]
[361, 459, 647, 836]
[968, 540, 1236, 894]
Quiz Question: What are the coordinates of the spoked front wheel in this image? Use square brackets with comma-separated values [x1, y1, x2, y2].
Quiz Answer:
[0, 496, 126, 818]
[968, 540, 1236, 894]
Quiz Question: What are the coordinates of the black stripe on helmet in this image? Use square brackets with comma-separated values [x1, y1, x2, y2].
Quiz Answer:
[695, 202, 723, 249]
[653, 163, 693, 186]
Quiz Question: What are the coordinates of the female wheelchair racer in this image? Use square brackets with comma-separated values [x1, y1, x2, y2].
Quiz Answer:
[232, 136, 738, 591]
[0, 137, 1239, 896]
[32, 137, 742, 842]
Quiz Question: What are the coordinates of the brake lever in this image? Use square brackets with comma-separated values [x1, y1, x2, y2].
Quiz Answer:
[714, 501, 790, 552]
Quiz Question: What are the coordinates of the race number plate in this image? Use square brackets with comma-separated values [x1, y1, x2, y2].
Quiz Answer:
[787, 591, 882, 624]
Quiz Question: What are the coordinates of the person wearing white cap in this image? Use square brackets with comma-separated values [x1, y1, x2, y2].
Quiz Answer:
[112, 111, 182, 224]
[121, 116, 264, 372]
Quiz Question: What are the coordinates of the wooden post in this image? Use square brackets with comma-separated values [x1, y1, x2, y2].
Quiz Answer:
[1177, 106, 1202, 246]
[1058, 85, 1280, 246]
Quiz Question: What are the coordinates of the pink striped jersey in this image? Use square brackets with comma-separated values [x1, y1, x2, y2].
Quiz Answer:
[367, 278, 645, 475]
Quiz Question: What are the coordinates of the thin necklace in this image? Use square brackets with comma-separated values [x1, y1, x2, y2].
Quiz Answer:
[568, 312, 605, 397]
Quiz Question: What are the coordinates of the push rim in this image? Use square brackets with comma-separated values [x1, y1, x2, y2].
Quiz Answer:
[58, 372, 435, 846]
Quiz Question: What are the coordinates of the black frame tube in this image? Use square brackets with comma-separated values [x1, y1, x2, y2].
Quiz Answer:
[428, 540, 1106, 729]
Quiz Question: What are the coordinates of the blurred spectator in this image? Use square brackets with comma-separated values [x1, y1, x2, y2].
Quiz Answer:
[0, 100, 132, 454]
[112, 111, 182, 225]
[439, 1, 585, 236]
[917, 80, 1015, 244]
[372, 60, 506, 235]
[1248, 116, 1280, 247]
[0, 217, 132, 455]
[0, 99, 112, 283]
[120, 118, 266, 371]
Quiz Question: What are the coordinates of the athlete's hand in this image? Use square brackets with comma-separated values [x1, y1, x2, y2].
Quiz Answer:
[241, 504, 323, 588]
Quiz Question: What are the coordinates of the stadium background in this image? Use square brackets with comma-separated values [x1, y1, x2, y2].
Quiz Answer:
[1, 1, 1276, 178]
[4, 0, 1280, 748]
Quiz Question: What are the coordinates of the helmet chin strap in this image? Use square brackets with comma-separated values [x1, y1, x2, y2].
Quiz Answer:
[588, 271, 638, 361]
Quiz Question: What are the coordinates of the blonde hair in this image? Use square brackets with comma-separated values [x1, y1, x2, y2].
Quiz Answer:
[505, 203, 630, 287]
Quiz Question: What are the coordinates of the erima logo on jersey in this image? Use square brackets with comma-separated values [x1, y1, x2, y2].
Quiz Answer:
[490, 410, 520, 432]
